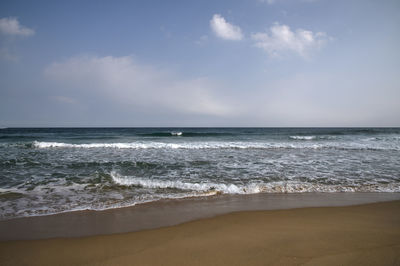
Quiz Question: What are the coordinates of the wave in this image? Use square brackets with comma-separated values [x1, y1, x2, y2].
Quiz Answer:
[2, 173, 399, 220]
[289, 136, 316, 140]
[137, 132, 235, 137]
[31, 140, 400, 151]
[110, 171, 263, 194]
[111, 172, 400, 194]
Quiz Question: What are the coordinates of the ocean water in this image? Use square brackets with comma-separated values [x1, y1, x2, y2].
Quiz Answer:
[0, 127, 399, 220]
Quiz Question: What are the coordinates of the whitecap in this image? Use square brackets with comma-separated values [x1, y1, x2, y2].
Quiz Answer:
[110, 171, 400, 194]
[289, 136, 316, 140]
[110, 171, 265, 194]
[32, 140, 400, 151]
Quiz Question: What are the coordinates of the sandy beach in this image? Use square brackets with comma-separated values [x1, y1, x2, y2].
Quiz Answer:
[1, 0, 400, 263]
[1, 199, 399, 266]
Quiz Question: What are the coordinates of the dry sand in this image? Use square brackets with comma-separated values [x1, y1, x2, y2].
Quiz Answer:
[1, 200, 399, 266]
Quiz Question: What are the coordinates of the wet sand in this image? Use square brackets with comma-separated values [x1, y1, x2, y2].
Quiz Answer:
[1, 192, 400, 241]
[1, 199, 400, 266]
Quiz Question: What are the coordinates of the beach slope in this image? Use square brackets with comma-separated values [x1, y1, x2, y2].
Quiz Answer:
[1, 201, 399, 266]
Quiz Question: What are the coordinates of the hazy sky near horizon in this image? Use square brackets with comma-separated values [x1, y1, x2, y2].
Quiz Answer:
[0, 0, 399, 127]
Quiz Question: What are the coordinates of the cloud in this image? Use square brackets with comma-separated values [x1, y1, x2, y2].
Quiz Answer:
[0, 17, 35, 37]
[210, 14, 243, 40]
[44, 55, 231, 117]
[0, 17, 34, 61]
[251, 23, 329, 58]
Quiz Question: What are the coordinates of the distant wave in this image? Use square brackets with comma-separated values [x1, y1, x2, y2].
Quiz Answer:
[287, 128, 400, 136]
[31, 140, 400, 151]
[289, 136, 316, 140]
[136, 128, 400, 137]
[137, 131, 235, 137]
[111, 171, 400, 194]
[289, 135, 340, 140]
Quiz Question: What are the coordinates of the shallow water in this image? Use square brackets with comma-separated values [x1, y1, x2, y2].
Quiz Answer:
[1, 127, 399, 219]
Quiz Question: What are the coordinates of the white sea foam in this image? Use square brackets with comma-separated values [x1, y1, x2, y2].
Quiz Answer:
[290, 136, 316, 140]
[110, 171, 261, 194]
[32, 140, 285, 149]
[32, 141, 201, 149]
[2, 174, 400, 220]
[32, 140, 400, 151]
[171, 132, 182, 136]
[110, 171, 400, 194]
[0, 187, 25, 194]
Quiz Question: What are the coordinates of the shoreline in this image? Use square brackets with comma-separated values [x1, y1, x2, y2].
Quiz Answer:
[1, 192, 399, 241]
[1, 200, 399, 266]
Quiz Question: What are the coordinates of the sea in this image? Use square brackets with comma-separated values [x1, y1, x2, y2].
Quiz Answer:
[0, 127, 399, 220]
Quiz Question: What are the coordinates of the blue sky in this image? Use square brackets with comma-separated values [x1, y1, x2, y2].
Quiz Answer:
[0, 0, 399, 127]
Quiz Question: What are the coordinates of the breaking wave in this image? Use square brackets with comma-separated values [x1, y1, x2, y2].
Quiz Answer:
[32, 140, 400, 151]
[110, 171, 400, 194]
[289, 136, 316, 140]
[110, 171, 262, 194]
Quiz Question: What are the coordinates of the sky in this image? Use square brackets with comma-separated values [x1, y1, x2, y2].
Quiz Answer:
[0, 0, 399, 127]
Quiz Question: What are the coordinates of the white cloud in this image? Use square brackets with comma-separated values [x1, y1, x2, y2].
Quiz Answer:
[0, 17, 35, 37]
[210, 14, 243, 40]
[251, 23, 329, 58]
[44, 55, 231, 116]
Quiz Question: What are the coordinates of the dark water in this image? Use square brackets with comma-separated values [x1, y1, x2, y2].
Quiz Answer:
[0, 127, 399, 219]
